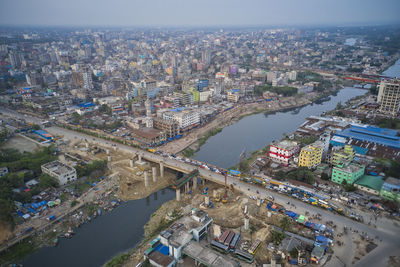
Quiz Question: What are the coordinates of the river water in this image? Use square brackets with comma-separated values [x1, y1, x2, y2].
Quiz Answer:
[193, 87, 367, 168]
[383, 57, 400, 78]
[23, 189, 175, 267]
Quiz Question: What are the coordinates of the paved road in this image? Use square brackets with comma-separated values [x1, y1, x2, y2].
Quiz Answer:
[2, 108, 400, 266]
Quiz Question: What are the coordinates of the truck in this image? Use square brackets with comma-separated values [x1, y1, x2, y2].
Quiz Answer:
[47, 215, 56, 221]
[228, 169, 241, 177]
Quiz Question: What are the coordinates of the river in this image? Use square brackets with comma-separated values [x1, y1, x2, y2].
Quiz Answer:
[383, 57, 400, 78]
[21, 58, 400, 266]
[193, 87, 367, 168]
[23, 189, 175, 267]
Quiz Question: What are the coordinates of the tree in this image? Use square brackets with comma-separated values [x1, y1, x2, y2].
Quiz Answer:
[271, 230, 285, 245]
[32, 124, 41, 130]
[71, 112, 81, 124]
[336, 102, 343, 110]
[321, 173, 329, 181]
[0, 199, 14, 226]
[38, 174, 59, 188]
[289, 247, 299, 259]
[280, 217, 291, 232]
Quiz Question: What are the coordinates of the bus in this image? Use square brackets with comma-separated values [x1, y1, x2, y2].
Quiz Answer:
[224, 231, 235, 246]
[218, 229, 230, 243]
[230, 233, 240, 250]
[234, 249, 254, 263]
[248, 239, 261, 255]
[210, 240, 229, 253]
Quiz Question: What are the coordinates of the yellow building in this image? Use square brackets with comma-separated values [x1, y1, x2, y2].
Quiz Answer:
[298, 141, 324, 168]
[332, 145, 355, 166]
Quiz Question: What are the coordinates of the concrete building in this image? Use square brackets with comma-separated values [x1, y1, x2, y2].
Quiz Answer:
[41, 160, 77, 185]
[227, 89, 240, 103]
[153, 117, 180, 138]
[331, 162, 365, 185]
[377, 79, 400, 115]
[354, 175, 384, 195]
[145, 209, 214, 266]
[380, 177, 400, 202]
[269, 140, 299, 166]
[298, 141, 324, 168]
[163, 109, 200, 130]
[331, 145, 355, 166]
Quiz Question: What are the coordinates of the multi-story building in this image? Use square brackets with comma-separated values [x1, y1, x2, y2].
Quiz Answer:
[380, 177, 400, 202]
[41, 161, 77, 185]
[174, 92, 193, 106]
[331, 145, 355, 166]
[377, 79, 400, 115]
[269, 140, 299, 166]
[227, 89, 240, 103]
[331, 162, 365, 185]
[153, 117, 180, 138]
[163, 109, 200, 130]
[298, 141, 323, 168]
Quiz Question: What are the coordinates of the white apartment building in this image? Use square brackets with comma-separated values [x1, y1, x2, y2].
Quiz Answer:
[41, 161, 77, 185]
[163, 110, 200, 129]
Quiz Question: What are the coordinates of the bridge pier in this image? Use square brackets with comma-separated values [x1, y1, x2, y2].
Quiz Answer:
[160, 162, 164, 178]
[186, 182, 190, 193]
[144, 171, 149, 187]
[152, 167, 157, 182]
[176, 188, 181, 201]
[193, 177, 197, 190]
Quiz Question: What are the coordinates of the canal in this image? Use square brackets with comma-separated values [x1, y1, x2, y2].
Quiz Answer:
[23, 189, 175, 267]
[193, 87, 367, 168]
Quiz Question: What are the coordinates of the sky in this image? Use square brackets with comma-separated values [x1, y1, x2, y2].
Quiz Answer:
[0, 0, 400, 27]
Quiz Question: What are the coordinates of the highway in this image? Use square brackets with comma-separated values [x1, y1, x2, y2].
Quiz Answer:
[1, 107, 400, 266]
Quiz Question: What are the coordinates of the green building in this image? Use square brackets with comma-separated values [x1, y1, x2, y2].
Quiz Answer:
[331, 162, 365, 185]
[354, 175, 384, 195]
[380, 177, 400, 202]
[189, 87, 200, 103]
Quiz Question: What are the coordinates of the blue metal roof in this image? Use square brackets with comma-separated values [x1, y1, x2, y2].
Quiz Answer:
[335, 126, 400, 149]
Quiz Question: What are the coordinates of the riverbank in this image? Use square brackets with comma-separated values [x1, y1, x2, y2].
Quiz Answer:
[104, 198, 184, 267]
[179, 88, 342, 159]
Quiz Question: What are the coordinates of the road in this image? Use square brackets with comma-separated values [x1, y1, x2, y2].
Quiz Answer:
[1, 107, 400, 266]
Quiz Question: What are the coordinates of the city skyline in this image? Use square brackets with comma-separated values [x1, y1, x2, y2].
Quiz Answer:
[1, 0, 400, 27]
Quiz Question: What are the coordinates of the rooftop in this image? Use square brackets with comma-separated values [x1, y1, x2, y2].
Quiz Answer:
[355, 175, 384, 191]
[182, 241, 240, 267]
[335, 125, 400, 150]
[334, 163, 364, 173]
[131, 127, 163, 140]
[148, 251, 174, 267]
[42, 160, 75, 175]
[271, 140, 298, 150]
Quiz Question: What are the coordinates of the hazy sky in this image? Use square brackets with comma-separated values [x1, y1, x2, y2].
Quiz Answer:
[1, 0, 399, 27]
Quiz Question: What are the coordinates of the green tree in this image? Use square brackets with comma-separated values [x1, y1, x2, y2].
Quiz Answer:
[280, 217, 291, 232]
[38, 174, 59, 188]
[289, 247, 299, 259]
[0, 199, 14, 226]
[321, 173, 329, 181]
[271, 230, 285, 245]
[32, 124, 41, 130]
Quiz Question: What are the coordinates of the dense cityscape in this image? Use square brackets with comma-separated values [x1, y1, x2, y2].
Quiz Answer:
[0, 1, 400, 267]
